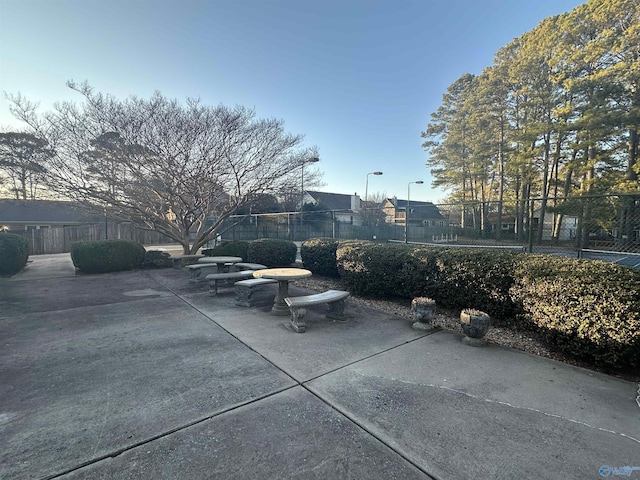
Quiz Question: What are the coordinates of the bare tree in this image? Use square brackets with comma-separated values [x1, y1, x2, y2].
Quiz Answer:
[363, 190, 388, 226]
[277, 166, 324, 212]
[7, 82, 319, 253]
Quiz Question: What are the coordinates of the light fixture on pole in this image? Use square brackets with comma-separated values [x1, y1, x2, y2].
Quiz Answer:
[405, 180, 424, 243]
[364, 171, 383, 225]
[300, 157, 320, 238]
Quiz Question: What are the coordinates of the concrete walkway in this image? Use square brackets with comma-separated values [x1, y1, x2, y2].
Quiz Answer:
[1, 254, 639, 480]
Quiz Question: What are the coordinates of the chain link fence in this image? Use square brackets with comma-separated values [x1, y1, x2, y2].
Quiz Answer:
[220, 194, 640, 268]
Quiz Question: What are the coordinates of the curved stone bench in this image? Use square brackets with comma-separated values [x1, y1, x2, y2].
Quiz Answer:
[206, 270, 255, 296]
[234, 277, 278, 307]
[231, 263, 268, 272]
[284, 290, 350, 333]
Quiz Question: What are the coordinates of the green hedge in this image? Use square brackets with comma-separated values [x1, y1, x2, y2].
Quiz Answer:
[336, 241, 430, 297]
[510, 255, 640, 368]
[247, 239, 297, 267]
[432, 248, 519, 318]
[202, 241, 248, 260]
[0, 233, 29, 276]
[70, 240, 146, 273]
[140, 250, 172, 269]
[301, 238, 340, 277]
[335, 242, 517, 316]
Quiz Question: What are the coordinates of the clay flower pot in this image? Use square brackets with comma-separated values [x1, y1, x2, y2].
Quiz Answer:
[459, 308, 491, 346]
[411, 297, 436, 331]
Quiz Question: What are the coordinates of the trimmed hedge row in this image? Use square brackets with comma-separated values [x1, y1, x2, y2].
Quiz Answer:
[140, 250, 173, 269]
[0, 233, 29, 276]
[202, 239, 298, 267]
[70, 240, 146, 273]
[203, 241, 249, 260]
[247, 239, 297, 267]
[301, 239, 640, 369]
[300, 238, 340, 277]
[510, 255, 640, 368]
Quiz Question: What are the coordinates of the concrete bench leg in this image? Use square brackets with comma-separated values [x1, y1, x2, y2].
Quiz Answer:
[235, 285, 254, 307]
[289, 307, 307, 333]
[326, 298, 347, 321]
[209, 280, 220, 296]
[189, 270, 201, 283]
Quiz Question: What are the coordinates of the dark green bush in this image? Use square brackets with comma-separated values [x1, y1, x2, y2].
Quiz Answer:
[301, 238, 340, 277]
[140, 250, 172, 269]
[247, 239, 297, 267]
[0, 233, 29, 276]
[433, 248, 520, 318]
[202, 241, 248, 260]
[336, 242, 516, 312]
[336, 241, 428, 298]
[70, 240, 146, 273]
[510, 255, 640, 369]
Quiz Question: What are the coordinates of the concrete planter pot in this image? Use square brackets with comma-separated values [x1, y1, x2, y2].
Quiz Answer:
[460, 308, 491, 346]
[411, 297, 436, 331]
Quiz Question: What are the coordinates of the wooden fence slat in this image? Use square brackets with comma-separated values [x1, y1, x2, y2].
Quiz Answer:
[11, 223, 175, 255]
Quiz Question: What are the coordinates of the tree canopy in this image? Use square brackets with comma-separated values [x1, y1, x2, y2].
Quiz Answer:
[422, 0, 640, 243]
[7, 82, 319, 253]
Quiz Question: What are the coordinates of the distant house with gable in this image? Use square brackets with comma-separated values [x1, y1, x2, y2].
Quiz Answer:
[0, 199, 96, 231]
[381, 197, 446, 226]
[303, 191, 363, 225]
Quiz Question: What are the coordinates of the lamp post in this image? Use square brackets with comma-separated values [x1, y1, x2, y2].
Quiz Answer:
[364, 171, 383, 226]
[405, 180, 424, 243]
[300, 157, 320, 239]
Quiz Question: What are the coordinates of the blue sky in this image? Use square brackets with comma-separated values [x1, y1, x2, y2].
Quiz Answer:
[0, 0, 585, 203]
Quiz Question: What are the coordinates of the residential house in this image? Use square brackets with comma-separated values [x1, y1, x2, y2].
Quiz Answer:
[0, 199, 96, 231]
[303, 191, 363, 225]
[381, 197, 446, 226]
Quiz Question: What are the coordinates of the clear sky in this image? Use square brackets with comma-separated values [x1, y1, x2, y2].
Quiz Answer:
[0, 0, 585, 203]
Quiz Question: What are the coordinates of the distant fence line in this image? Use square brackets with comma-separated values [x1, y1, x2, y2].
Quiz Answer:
[13, 223, 174, 255]
[220, 194, 640, 255]
[15, 194, 640, 257]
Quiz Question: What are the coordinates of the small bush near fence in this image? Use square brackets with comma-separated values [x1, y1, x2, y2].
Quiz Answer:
[140, 250, 173, 269]
[300, 238, 340, 277]
[0, 233, 29, 276]
[70, 240, 146, 274]
[303, 238, 639, 369]
[247, 239, 297, 267]
[202, 241, 249, 260]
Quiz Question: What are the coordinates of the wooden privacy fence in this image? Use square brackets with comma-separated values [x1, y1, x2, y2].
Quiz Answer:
[13, 223, 175, 255]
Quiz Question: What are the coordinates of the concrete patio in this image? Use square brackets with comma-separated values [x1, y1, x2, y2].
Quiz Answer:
[1, 254, 639, 479]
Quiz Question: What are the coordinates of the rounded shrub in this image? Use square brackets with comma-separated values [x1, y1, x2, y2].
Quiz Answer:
[336, 241, 423, 298]
[70, 240, 146, 273]
[0, 232, 29, 276]
[202, 241, 248, 260]
[247, 239, 297, 267]
[433, 248, 520, 318]
[300, 238, 340, 277]
[140, 250, 173, 269]
[510, 255, 640, 369]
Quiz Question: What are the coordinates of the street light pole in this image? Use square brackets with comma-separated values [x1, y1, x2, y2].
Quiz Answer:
[405, 180, 424, 243]
[364, 171, 383, 226]
[300, 157, 320, 240]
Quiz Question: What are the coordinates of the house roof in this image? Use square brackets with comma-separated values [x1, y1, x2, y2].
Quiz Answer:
[384, 198, 445, 220]
[0, 199, 96, 224]
[306, 191, 354, 211]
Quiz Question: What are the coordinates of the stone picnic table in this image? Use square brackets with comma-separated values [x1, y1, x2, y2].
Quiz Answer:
[253, 267, 312, 315]
[197, 256, 243, 273]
